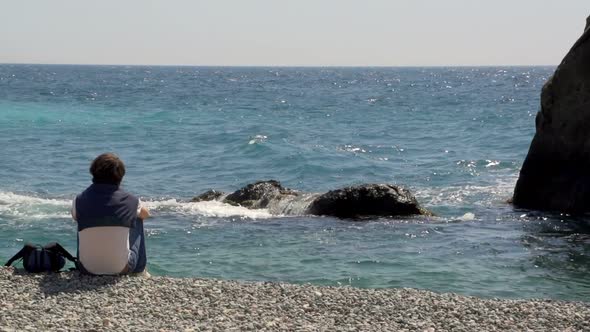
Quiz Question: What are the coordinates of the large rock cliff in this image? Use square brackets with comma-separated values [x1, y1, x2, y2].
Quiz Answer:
[513, 16, 590, 212]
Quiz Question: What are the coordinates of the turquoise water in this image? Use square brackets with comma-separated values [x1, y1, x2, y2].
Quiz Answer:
[1, 65, 589, 301]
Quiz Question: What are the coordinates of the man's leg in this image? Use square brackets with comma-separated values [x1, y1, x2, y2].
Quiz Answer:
[128, 219, 147, 273]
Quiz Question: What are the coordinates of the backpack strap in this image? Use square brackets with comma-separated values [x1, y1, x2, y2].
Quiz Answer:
[4, 244, 35, 267]
[43, 242, 77, 263]
[4, 247, 27, 267]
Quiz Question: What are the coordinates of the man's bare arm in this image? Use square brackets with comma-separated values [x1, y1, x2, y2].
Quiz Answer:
[139, 206, 151, 220]
[71, 200, 77, 221]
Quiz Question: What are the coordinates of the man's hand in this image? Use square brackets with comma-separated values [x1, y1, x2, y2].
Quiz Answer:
[139, 206, 151, 220]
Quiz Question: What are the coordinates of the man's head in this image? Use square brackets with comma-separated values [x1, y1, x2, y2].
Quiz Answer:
[90, 153, 126, 185]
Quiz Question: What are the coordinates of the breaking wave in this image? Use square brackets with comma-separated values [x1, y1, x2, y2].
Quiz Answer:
[0, 176, 517, 223]
[415, 176, 517, 208]
[0, 191, 71, 220]
[0, 191, 277, 221]
[142, 199, 276, 219]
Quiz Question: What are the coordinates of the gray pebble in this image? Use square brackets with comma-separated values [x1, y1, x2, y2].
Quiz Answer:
[0, 267, 588, 331]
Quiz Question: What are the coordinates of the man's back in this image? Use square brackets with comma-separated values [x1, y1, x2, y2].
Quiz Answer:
[74, 183, 140, 274]
[72, 153, 150, 275]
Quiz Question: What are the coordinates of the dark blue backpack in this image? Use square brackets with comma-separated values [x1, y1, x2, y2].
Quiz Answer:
[4, 242, 77, 273]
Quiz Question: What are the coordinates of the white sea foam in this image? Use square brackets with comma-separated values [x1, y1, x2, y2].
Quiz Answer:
[248, 135, 268, 145]
[0, 191, 276, 221]
[415, 176, 517, 207]
[0, 192, 71, 207]
[0, 191, 71, 220]
[458, 212, 476, 221]
[141, 199, 276, 219]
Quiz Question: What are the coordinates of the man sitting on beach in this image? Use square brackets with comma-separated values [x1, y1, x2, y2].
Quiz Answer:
[71, 153, 151, 275]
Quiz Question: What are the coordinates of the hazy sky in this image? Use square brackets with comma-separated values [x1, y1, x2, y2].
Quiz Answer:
[1, 1, 589, 66]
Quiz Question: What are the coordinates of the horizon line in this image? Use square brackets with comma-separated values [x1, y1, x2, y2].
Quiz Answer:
[0, 62, 557, 68]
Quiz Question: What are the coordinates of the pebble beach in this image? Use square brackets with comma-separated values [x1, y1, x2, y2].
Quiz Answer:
[0, 267, 588, 331]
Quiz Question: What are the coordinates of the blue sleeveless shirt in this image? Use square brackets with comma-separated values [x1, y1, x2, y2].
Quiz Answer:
[75, 183, 139, 231]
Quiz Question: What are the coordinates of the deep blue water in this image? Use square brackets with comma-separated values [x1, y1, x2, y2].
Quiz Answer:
[1, 64, 589, 301]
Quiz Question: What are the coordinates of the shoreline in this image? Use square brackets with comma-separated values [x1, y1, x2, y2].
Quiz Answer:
[0, 267, 588, 331]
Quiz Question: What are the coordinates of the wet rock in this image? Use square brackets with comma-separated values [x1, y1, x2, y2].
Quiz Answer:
[223, 180, 299, 209]
[513, 16, 590, 213]
[191, 190, 225, 202]
[307, 184, 430, 218]
[194, 180, 430, 218]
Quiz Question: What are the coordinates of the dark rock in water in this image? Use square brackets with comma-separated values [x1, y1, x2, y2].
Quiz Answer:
[191, 189, 224, 202]
[192, 180, 430, 219]
[224, 180, 299, 209]
[513, 16, 590, 213]
[307, 184, 429, 218]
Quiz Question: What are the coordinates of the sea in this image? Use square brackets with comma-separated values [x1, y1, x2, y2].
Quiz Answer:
[1, 64, 588, 302]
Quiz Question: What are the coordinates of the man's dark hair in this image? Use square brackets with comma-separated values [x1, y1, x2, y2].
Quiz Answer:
[90, 153, 126, 185]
